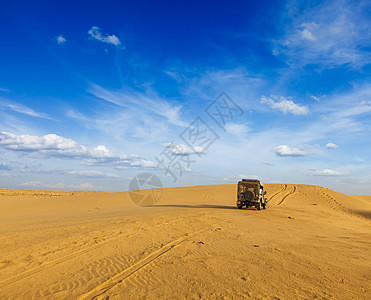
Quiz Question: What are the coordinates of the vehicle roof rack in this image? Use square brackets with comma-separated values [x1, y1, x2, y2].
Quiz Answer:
[241, 179, 260, 182]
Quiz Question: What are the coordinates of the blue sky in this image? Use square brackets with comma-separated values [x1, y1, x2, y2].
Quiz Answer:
[0, 0, 370, 194]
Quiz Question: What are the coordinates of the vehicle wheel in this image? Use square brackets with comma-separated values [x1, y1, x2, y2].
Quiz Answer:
[237, 204, 243, 209]
[262, 203, 266, 209]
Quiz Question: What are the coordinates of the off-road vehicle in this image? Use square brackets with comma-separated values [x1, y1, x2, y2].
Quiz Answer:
[237, 179, 267, 210]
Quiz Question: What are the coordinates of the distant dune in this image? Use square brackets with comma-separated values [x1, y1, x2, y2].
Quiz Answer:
[0, 188, 106, 197]
[0, 184, 370, 299]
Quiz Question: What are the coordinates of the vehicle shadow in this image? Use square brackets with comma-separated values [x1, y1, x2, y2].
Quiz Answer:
[355, 210, 371, 220]
[152, 204, 237, 210]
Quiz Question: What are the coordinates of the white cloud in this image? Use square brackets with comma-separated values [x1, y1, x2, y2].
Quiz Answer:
[274, 0, 371, 68]
[0, 132, 155, 168]
[161, 142, 205, 155]
[0, 87, 10, 92]
[326, 142, 338, 149]
[126, 160, 157, 168]
[273, 145, 311, 157]
[225, 123, 250, 136]
[56, 35, 66, 45]
[261, 95, 309, 115]
[88, 26, 121, 46]
[308, 169, 349, 176]
[20, 181, 97, 190]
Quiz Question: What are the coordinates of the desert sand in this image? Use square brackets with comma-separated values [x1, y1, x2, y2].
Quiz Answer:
[0, 184, 370, 299]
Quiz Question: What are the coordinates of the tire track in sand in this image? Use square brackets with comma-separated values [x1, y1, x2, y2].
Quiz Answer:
[0, 233, 126, 289]
[39, 255, 135, 298]
[77, 223, 219, 300]
[0, 218, 183, 288]
[267, 184, 287, 203]
[277, 186, 296, 206]
[121, 227, 233, 292]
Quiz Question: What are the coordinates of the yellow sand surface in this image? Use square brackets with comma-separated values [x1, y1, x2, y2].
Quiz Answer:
[0, 184, 370, 299]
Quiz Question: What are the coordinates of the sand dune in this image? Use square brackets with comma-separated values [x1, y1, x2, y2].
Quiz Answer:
[0, 184, 370, 299]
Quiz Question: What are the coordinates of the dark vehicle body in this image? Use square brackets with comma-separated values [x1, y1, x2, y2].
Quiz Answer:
[237, 179, 267, 210]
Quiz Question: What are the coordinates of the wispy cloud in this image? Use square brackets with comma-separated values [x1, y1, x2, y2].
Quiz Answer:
[0, 158, 30, 172]
[310, 95, 320, 101]
[164, 70, 185, 82]
[88, 84, 188, 127]
[183, 68, 265, 107]
[309, 85, 371, 136]
[308, 168, 349, 176]
[20, 181, 98, 190]
[274, 0, 371, 68]
[333, 100, 371, 119]
[0, 100, 53, 120]
[1, 157, 121, 178]
[88, 26, 121, 46]
[299, 22, 317, 41]
[223, 174, 260, 182]
[0, 87, 10, 92]
[261, 95, 309, 115]
[67, 170, 119, 178]
[65, 109, 92, 125]
[0, 158, 52, 175]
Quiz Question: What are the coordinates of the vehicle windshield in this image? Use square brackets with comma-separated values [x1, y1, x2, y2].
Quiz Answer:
[239, 183, 259, 193]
